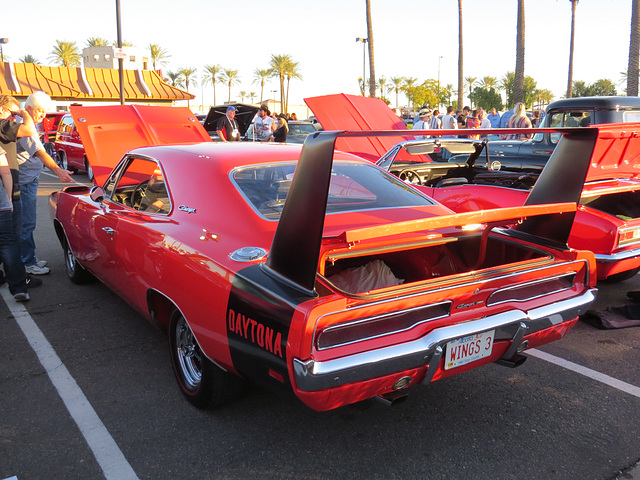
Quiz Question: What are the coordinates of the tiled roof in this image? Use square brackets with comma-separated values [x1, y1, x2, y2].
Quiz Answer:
[0, 62, 194, 102]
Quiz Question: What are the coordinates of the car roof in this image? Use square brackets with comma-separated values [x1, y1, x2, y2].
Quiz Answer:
[546, 96, 640, 110]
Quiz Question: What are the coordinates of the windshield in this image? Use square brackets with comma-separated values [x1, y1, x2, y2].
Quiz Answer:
[232, 160, 436, 220]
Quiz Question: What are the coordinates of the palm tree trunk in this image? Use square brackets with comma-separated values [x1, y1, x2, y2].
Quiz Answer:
[280, 75, 285, 114]
[566, 0, 578, 98]
[213, 83, 217, 106]
[457, 0, 464, 109]
[629, 0, 640, 96]
[366, 0, 376, 98]
[286, 77, 290, 114]
[513, 0, 526, 104]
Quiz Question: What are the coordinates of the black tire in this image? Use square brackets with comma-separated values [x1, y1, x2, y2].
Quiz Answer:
[601, 267, 640, 283]
[169, 309, 244, 409]
[63, 239, 94, 284]
[84, 157, 95, 182]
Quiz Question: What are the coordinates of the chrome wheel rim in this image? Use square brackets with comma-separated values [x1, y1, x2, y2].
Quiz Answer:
[65, 245, 76, 275]
[175, 315, 202, 390]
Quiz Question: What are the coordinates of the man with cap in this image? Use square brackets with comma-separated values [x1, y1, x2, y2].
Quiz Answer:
[217, 106, 240, 142]
[412, 108, 432, 139]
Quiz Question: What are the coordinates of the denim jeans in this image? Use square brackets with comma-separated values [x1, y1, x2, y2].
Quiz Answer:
[0, 208, 27, 295]
[19, 177, 38, 267]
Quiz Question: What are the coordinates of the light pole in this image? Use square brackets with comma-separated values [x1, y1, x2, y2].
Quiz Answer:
[0, 38, 8, 63]
[356, 37, 367, 96]
[437, 55, 443, 108]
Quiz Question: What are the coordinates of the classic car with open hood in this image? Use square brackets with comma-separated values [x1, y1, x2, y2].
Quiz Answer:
[306, 94, 640, 282]
[49, 105, 597, 412]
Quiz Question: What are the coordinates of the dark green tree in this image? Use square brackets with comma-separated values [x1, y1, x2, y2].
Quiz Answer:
[469, 87, 503, 111]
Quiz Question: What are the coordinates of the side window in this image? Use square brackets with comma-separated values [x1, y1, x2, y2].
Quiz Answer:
[548, 111, 593, 144]
[108, 157, 171, 214]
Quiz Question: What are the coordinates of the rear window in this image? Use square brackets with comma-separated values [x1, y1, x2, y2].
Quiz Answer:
[231, 161, 436, 220]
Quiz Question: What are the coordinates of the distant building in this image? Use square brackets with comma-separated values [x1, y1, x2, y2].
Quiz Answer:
[83, 46, 149, 71]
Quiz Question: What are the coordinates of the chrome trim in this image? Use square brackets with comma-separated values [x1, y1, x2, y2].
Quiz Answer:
[293, 289, 597, 392]
[594, 246, 640, 262]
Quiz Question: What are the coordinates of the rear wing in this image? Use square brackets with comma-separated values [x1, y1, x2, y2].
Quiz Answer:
[266, 127, 602, 294]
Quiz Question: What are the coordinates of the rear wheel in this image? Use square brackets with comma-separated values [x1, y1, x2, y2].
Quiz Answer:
[169, 310, 244, 409]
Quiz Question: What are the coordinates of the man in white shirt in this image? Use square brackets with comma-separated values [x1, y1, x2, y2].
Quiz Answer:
[253, 105, 275, 141]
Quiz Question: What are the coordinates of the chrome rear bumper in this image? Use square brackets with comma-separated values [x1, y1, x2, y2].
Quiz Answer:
[293, 289, 597, 392]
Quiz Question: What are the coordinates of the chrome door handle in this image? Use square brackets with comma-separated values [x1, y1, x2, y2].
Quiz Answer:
[102, 227, 115, 235]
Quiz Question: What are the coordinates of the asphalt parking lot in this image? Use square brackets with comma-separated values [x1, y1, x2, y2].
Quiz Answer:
[1, 172, 640, 480]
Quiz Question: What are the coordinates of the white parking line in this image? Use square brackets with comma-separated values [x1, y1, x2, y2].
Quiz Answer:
[529, 348, 640, 398]
[1, 288, 139, 480]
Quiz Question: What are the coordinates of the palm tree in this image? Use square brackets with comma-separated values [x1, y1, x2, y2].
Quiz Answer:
[270, 54, 290, 113]
[513, 0, 526, 104]
[628, 0, 640, 96]
[284, 59, 302, 114]
[178, 67, 197, 107]
[253, 68, 272, 104]
[249, 92, 257, 104]
[378, 76, 387, 99]
[240, 91, 247, 103]
[19, 55, 40, 64]
[220, 68, 240, 103]
[365, 0, 376, 97]
[465, 76, 477, 98]
[203, 64, 222, 105]
[112, 40, 134, 47]
[86, 37, 110, 47]
[148, 44, 170, 71]
[166, 71, 184, 88]
[49, 40, 81, 67]
[388, 76, 405, 108]
[566, 0, 579, 98]
[403, 77, 418, 109]
[445, 83, 454, 105]
[479, 76, 498, 90]
[457, 0, 464, 110]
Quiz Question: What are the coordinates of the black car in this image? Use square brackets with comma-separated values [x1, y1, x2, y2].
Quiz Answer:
[489, 96, 640, 171]
[243, 120, 318, 144]
[202, 103, 260, 141]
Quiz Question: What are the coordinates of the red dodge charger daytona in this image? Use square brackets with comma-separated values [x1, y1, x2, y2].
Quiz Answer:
[50, 106, 597, 411]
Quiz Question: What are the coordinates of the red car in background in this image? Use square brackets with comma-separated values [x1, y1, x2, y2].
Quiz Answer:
[54, 113, 94, 181]
[49, 105, 597, 412]
[306, 94, 640, 282]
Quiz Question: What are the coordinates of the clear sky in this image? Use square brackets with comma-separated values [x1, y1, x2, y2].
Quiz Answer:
[1, 0, 634, 111]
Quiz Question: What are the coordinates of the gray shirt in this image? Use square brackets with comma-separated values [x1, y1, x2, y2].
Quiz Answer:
[17, 134, 44, 185]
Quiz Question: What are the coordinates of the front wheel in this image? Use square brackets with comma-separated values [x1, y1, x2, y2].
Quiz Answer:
[169, 310, 244, 409]
[64, 238, 93, 284]
[84, 157, 95, 182]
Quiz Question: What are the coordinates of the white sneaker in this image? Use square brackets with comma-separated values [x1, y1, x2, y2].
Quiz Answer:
[25, 264, 50, 275]
[14, 292, 30, 302]
[35, 258, 48, 268]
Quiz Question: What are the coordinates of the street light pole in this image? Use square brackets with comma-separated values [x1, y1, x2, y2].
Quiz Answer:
[115, 0, 125, 105]
[437, 55, 443, 108]
[0, 38, 8, 63]
[356, 37, 367, 96]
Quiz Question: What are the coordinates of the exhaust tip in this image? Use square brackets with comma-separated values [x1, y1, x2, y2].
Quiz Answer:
[376, 390, 409, 407]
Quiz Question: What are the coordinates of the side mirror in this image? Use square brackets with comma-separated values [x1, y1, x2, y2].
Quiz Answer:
[90, 186, 104, 202]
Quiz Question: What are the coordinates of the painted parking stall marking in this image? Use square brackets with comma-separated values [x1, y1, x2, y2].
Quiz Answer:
[529, 348, 640, 399]
[0, 287, 139, 480]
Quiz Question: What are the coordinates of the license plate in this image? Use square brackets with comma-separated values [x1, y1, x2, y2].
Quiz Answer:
[444, 330, 495, 370]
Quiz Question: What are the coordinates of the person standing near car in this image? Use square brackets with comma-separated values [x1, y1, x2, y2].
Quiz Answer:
[270, 116, 288, 143]
[441, 106, 458, 131]
[0, 95, 38, 298]
[17, 91, 74, 275]
[217, 106, 241, 142]
[254, 105, 275, 142]
[500, 102, 532, 140]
